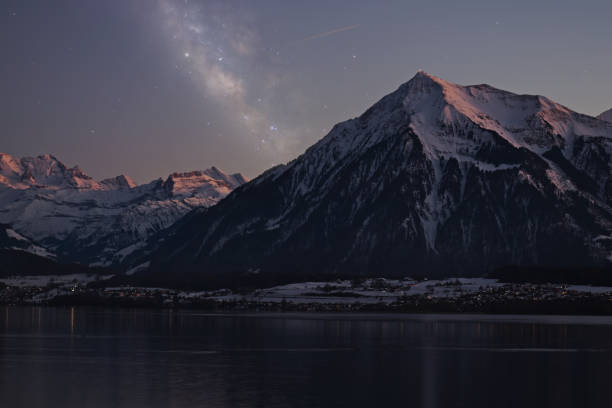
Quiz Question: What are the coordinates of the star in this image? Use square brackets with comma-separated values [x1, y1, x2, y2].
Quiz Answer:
[184, 52, 190, 58]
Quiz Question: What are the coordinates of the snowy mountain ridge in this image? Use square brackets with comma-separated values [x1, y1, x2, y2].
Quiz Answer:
[0, 153, 127, 190]
[0, 153, 247, 267]
[241, 71, 612, 252]
[144, 71, 612, 287]
[599, 109, 612, 123]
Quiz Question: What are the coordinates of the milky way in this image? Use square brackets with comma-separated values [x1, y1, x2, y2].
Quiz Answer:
[158, 0, 292, 159]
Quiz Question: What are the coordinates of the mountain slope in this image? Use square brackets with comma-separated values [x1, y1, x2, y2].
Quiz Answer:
[0, 223, 91, 278]
[0, 224, 55, 259]
[0, 154, 246, 267]
[146, 71, 612, 287]
[599, 109, 612, 123]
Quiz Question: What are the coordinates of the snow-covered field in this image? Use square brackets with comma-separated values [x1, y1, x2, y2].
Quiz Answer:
[181, 278, 612, 305]
[3, 276, 612, 306]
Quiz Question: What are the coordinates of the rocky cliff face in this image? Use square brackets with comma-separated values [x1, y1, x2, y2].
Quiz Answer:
[147, 71, 612, 286]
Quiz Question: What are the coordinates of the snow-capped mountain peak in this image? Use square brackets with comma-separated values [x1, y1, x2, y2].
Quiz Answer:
[145, 72, 612, 286]
[398, 71, 608, 157]
[204, 166, 247, 186]
[0, 153, 23, 187]
[162, 167, 247, 202]
[0, 153, 247, 267]
[0, 153, 102, 190]
[100, 174, 137, 190]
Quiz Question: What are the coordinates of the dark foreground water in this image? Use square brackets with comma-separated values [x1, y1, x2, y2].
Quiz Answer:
[2, 308, 612, 407]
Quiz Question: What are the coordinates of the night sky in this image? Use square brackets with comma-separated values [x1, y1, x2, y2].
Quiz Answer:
[3, 0, 611, 182]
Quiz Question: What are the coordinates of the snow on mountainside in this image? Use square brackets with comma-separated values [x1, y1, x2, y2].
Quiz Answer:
[100, 174, 137, 190]
[146, 71, 612, 287]
[599, 109, 612, 123]
[0, 153, 247, 267]
[0, 153, 102, 190]
[0, 224, 55, 259]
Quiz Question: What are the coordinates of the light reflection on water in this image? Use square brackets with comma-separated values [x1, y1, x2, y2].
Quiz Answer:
[2, 307, 612, 407]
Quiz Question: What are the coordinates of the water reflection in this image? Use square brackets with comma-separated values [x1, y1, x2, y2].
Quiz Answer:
[70, 307, 75, 336]
[1, 308, 612, 407]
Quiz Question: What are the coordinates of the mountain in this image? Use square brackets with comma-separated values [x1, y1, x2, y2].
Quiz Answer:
[0, 153, 100, 190]
[145, 71, 612, 287]
[0, 154, 247, 268]
[599, 109, 612, 123]
[0, 223, 106, 277]
[0, 223, 54, 259]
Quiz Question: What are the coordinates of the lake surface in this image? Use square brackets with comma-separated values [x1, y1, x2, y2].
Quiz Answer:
[2, 308, 612, 407]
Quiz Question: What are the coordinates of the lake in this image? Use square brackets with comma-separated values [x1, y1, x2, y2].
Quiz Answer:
[1, 307, 612, 407]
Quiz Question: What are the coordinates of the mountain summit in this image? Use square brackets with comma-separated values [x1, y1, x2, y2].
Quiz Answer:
[146, 71, 612, 286]
[0, 153, 101, 190]
[0, 154, 247, 267]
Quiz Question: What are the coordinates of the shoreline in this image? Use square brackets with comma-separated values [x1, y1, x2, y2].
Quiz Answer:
[3, 277, 612, 315]
[3, 292, 612, 316]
